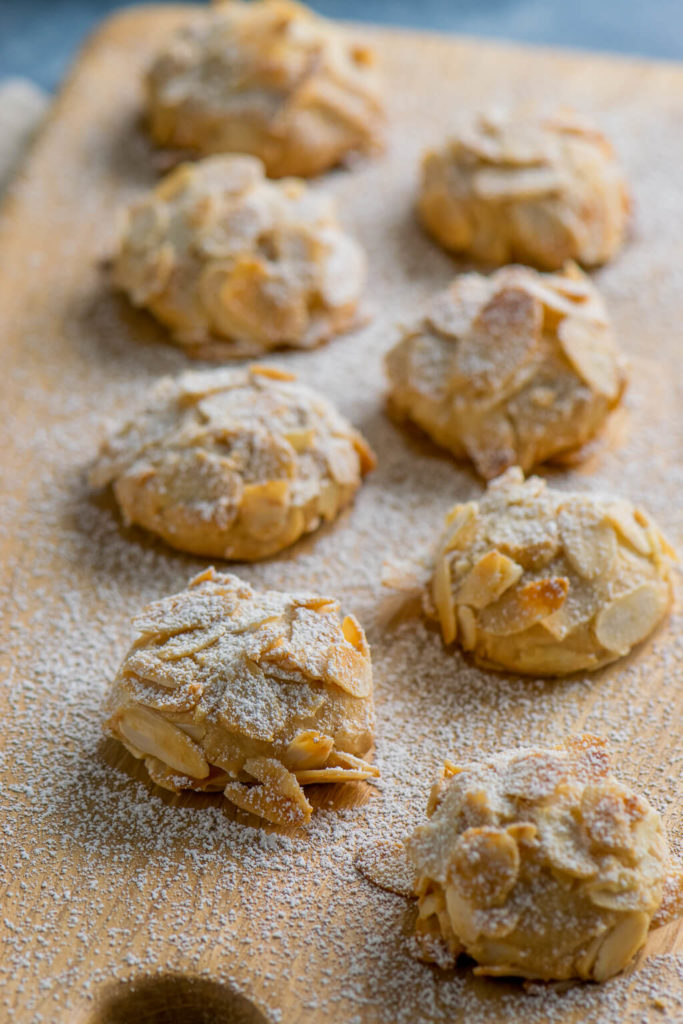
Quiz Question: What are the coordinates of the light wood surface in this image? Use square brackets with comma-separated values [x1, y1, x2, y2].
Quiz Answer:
[1, 7, 682, 1023]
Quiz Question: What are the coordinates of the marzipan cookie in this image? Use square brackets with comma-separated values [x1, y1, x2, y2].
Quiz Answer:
[90, 365, 375, 560]
[146, 0, 384, 177]
[419, 109, 629, 268]
[114, 155, 366, 357]
[407, 736, 683, 980]
[386, 262, 625, 479]
[105, 568, 378, 826]
[428, 468, 675, 675]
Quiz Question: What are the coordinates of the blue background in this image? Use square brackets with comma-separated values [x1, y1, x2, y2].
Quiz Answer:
[1, 0, 681, 92]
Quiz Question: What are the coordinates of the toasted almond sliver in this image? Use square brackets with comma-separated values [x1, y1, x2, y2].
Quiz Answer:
[457, 605, 477, 650]
[294, 767, 376, 783]
[224, 756, 312, 825]
[480, 577, 569, 637]
[432, 555, 457, 644]
[249, 364, 297, 382]
[442, 502, 478, 553]
[451, 827, 520, 906]
[117, 705, 210, 779]
[558, 317, 620, 399]
[559, 501, 617, 580]
[604, 501, 652, 555]
[341, 614, 366, 653]
[283, 428, 315, 452]
[472, 165, 564, 201]
[240, 479, 291, 540]
[591, 912, 650, 982]
[327, 750, 379, 775]
[351, 432, 377, 475]
[324, 640, 373, 698]
[454, 287, 542, 395]
[594, 583, 668, 655]
[283, 730, 334, 770]
[456, 549, 523, 610]
[224, 778, 312, 826]
[426, 275, 491, 339]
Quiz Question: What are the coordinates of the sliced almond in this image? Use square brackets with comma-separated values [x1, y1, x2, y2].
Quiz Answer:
[480, 577, 569, 637]
[450, 827, 520, 907]
[351, 432, 377, 475]
[542, 576, 600, 639]
[239, 479, 291, 540]
[591, 911, 650, 981]
[604, 501, 652, 555]
[327, 442, 360, 484]
[453, 286, 542, 396]
[472, 165, 564, 201]
[432, 555, 457, 644]
[442, 502, 478, 553]
[327, 750, 379, 775]
[117, 705, 209, 779]
[283, 730, 334, 770]
[456, 550, 523, 610]
[341, 614, 368, 653]
[325, 640, 373, 698]
[283, 428, 315, 452]
[558, 316, 620, 399]
[594, 583, 668, 655]
[559, 500, 617, 580]
[457, 605, 477, 650]
[224, 757, 312, 825]
[249, 364, 297, 382]
[426, 275, 491, 339]
[293, 766, 375, 783]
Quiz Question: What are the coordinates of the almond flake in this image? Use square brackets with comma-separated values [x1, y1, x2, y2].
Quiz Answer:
[594, 583, 668, 655]
[456, 550, 523, 610]
[559, 500, 617, 579]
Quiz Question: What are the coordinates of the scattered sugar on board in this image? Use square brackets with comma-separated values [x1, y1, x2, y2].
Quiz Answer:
[0, 22, 682, 1024]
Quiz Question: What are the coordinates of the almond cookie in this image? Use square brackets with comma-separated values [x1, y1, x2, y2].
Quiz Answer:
[418, 109, 629, 269]
[90, 365, 375, 561]
[429, 468, 674, 675]
[104, 568, 378, 825]
[407, 736, 683, 980]
[386, 263, 626, 479]
[113, 154, 366, 357]
[146, 0, 385, 178]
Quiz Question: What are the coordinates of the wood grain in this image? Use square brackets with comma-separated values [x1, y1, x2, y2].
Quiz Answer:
[0, 7, 682, 1023]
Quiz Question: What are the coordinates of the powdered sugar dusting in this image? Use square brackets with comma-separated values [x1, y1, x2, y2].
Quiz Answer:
[0, 12, 682, 1023]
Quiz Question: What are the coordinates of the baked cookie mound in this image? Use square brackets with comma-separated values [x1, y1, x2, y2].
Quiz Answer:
[429, 468, 674, 675]
[105, 568, 378, 826]
[113, 154, 367, 357]
[90, 365, 375, 561]
[407, 735, 683, 980]
[146, 0, 385, 178]
[418, 109, 629, 269]
[386, 263, 626, 479]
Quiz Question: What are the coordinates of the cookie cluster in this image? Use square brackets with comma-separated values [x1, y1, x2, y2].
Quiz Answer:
[87, 0, 681, 988]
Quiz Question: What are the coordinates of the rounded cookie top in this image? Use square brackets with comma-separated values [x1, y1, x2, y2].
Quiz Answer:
[418, 109, 629, 269]
[407, 735, 683, 980]
[429, 468, 674, 675]
[105, 567, 378, 826]
[90, 364, 375, 561]
[386, 262, 626, 479]
[114, 154, 367, 357]
[146, 0, 385, 178]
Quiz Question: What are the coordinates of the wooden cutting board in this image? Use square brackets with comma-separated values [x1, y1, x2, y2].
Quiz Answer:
[1, 7, 682, 1023]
